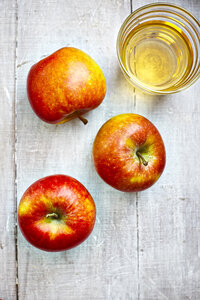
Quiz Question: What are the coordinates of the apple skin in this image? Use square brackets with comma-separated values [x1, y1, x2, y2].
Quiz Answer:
[18, 175, 96, 252]
[93, 114, 166, 192]
[27, 47, 106, 124]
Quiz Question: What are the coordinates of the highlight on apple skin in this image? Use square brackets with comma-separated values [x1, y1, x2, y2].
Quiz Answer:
[93, 113, 166, 192]
[18, 175, 96, 252]
[27, 47, 106, 124]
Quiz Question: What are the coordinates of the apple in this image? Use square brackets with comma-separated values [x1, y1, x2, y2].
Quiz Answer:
[27, 47, 106, 124]
[93, 113, 166, 192]
[18, 175, 96, 251]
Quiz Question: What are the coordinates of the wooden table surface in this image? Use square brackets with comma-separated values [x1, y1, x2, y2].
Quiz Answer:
[1, 0, 200, 299]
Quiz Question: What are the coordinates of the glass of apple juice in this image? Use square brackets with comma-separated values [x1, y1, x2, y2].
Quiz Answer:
[116, 3, 200, 94]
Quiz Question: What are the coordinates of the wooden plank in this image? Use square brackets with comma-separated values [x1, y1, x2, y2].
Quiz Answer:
[0, 0, 17, 299]
[16, 1, 139, 299]
[131, 0, 200, 299]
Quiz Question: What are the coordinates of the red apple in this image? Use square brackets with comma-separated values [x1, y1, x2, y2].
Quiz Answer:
[18, 175, 96, 251]
[27, 47, 106, 124]
[93, 114, 166, 192]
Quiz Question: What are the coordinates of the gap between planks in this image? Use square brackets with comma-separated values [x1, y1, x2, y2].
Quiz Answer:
[14, 0, 19, 299]
[130, 1, 140, 299]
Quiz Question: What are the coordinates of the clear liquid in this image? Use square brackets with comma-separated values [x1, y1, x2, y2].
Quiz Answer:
[122, 21, 193, 91]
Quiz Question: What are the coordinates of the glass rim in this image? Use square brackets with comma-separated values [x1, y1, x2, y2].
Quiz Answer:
[116, 2, 200, 95]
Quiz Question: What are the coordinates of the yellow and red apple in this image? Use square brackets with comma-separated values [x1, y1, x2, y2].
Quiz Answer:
[27, 47, 106, 124]
[93, 113, 166, 192]
[18, 175, 96, 251]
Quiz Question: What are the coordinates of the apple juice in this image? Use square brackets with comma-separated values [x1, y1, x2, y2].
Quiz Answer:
[121, 20, 193, 91]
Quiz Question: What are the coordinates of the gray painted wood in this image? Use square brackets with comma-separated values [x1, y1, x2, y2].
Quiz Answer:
[132, 1, 200, 299]
[0, 0, 199, 299]
[16, 0, 138, 299]
[0, 0, 17, 299]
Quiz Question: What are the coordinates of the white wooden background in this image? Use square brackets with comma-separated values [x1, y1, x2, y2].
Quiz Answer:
[0, 0, 200, 299]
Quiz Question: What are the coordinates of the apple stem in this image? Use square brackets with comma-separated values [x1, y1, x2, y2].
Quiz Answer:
[78, 115, 88, 125]
[136, 151, 148, 166]
[46, 213, 59, 219]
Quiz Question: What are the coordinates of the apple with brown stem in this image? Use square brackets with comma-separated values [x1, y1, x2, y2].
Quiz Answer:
[18, 175, 96, 251]
[27, 47, 106, 124]
[93, 113, 166, 192]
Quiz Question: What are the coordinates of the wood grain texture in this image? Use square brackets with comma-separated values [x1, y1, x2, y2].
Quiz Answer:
[16, 0, 138, 299]
[0, 0, 17, 299]
[131, 1, 200, 299]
